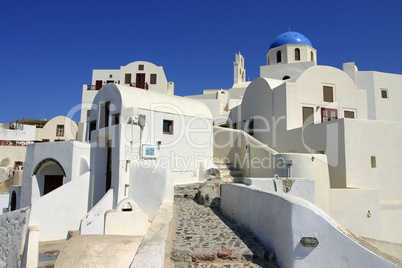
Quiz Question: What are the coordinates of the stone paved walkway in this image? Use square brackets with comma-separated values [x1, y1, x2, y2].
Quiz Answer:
[171, 198, 278, 268]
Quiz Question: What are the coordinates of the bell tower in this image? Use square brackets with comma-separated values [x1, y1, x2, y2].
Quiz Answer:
[234, 52, 246, 84]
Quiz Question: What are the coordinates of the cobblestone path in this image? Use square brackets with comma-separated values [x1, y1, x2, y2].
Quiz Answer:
[170, 198, 278, 268]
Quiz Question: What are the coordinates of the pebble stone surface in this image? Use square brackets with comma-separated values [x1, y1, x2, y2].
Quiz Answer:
[171, 198, 278, 268]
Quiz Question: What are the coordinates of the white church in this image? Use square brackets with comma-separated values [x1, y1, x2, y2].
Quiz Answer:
[0, 31, 401, 267]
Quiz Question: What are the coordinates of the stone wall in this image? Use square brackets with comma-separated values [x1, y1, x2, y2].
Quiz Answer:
[0, 208, 29, 268]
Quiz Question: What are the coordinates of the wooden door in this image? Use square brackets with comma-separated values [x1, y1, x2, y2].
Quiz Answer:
[136, 73, 145, 89]
[44, 175, 63, 195]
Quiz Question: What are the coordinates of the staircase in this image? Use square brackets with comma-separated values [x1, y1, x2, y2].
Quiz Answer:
[37, 230, 78, 268]
[213, 160, 243, 183]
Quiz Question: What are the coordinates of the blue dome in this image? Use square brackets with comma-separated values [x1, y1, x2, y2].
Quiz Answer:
[269, 31, 312, 49]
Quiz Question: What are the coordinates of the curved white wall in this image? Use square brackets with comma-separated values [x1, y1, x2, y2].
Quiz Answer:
[221, 184, 398, 268]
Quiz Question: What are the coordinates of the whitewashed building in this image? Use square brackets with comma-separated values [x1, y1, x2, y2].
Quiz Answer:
[80, 61, 175, 123]
[224, 31, 402, 245]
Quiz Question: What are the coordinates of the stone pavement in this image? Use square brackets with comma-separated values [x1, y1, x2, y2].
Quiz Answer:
[170, 198, 278, 268]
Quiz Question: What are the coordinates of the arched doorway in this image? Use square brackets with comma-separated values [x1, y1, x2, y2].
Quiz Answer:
[33, 158, 66, 196]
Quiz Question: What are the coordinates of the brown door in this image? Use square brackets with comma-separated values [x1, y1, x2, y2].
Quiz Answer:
[136, 73, 145, 89]
[96, 80, 103, 90]
[44, 175, 63, 195]
[106, 141, 112, 192]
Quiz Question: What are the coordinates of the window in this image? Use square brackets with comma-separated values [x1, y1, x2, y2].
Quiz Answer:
[100, 101, 110, 128]
[86, 110, 91, 119]
[138, 64, 144, 70]
[321, 108, 338, 122]
[109, 74, 113, 78]
[283, 75, 290, 80]
[56, 125, 64, 136]
[112, 113, 120, 125]
[89, 120, 96, 140]
[344, 110, 355, 119]
[106, 80, 114, 84]
[247, 118, 254, 136]
[371, 156, 376, 168]
[311, 51, 314, 61]
[125, 73, 132, 84]
[295, 48, 300, 61]
[323, 86, 334, 102]
[150, 74, 157, 84]
[277, 51, 282, 63]
[302, 107, 314, 126]
[381, 89, 388, 99]
[163, 120, 173, 134]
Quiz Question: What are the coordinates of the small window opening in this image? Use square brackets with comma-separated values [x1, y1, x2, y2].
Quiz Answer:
[381, 89, 388, 99]
[344, 111, 355, 119]
[89, 120, 96, 140]
[232, 122, 237, 129]
[150, 74, 157, 84]
[109, 74, 113, 78]
[138, 64, 144, 70]
[163, 120, 173, 135]
[295, 48, 300, 61]
[56, 125, 64, 137]
[122, 203, 133, 212]
[323, 86, 334, 102]
[277, 51, 282, 63]
[247, 118, 254, 136]
[283, 76, 291, 80]
[112, 113, 120, 125]
[371, 156, 376, 168]
[302, 107, 314, 126]
[125, 73, 132, 84]
[311, 51, 314, 61]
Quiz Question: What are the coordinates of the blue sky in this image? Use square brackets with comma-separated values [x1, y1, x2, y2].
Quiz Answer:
[1, 0, 401, 123]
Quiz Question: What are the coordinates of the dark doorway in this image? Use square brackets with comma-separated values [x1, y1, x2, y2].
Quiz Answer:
[106, 141, 112, 192]
[96, 80, 103, 90]
[10, 191, 16, 211]
[44, 175, 63, 195]
[136, 73, 145, 89]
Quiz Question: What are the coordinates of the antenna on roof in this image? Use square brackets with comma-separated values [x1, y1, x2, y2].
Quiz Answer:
[288, 27, 291, 32]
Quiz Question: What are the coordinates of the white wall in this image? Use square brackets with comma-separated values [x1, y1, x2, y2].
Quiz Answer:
[80, 189, 113, 235]
[330, 189, 381, 240]
[29, 172, 90, 241]
[92, 61, 170, 94]
[129, 162, 174, 221]
[0, 124, 36, 141]
[274, 153, 330, 213]
[221, 184, 398, 268]
[0, 146, 27, 170]
[0, 194, 9, 213]
[37, 116, 78, 141]
[356, 71, 402, 122]
[20, 141, 90, 208]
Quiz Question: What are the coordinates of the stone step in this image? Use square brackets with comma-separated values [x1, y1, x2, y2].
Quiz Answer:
[174, 183, 202, 199]
[219, 169, 243, 177]
[38, 239, 68, 268]
[174, 261, 278, 267]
